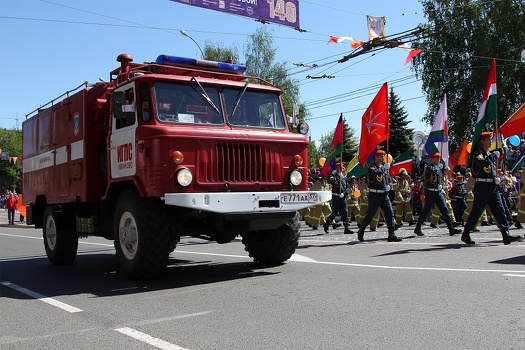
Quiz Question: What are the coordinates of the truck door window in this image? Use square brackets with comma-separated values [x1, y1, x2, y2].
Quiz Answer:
[153, 82, 223, 125]
[115, 87, 136, 129]
[138, 83, 151, 122]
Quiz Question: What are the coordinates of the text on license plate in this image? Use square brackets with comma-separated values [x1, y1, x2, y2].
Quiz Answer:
[280, 193, 318, 203]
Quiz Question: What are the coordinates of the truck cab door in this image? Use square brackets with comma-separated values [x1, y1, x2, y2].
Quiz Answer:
[110, 85, 137, 179]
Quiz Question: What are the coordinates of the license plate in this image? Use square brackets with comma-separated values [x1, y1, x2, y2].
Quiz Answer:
[280, 192, 318, 204]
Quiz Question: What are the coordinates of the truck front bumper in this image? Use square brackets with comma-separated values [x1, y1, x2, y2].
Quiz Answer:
[163, 190, 331, 214]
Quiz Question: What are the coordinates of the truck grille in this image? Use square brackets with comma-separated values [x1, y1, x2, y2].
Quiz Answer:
[198, 142, 280, 183]
[217, 143, 268, 182]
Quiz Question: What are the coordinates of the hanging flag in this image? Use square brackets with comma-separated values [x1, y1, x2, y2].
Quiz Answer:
[511, 153, 525, 174]
[328, 36, 354, 44]
[321, 114, 344, 177]
[489, 132, 504, 150]
[1, 152, 8, 161]
[424, 95, 449, 162]
[358, 83, 389, 167]
[469, 58, 498, 165]
[389, 150, 413, 176]
[499, 103, 525, 138]
[404, 49, 422, 65]
[366, 15, 386, 40]
[343, 155, 359, 176]
[449, 137, 469, 170]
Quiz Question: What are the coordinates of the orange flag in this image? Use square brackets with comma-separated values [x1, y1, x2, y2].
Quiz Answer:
[449, 137, 469, 170]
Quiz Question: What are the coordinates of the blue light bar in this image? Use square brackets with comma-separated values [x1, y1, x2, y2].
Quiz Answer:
[155, 55, 246, 74]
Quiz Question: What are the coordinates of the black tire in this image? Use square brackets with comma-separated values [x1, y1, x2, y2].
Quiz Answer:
[241, 212, 300, 263]
[113, 190, 170, 280]
[43, 206, 78, 265]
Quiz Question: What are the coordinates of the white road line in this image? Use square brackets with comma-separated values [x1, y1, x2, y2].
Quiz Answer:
[131, 311, 213, 326]
[0, 281, 83, 313]
[503, 274, 525, 278]
[115, 327, 188, 350]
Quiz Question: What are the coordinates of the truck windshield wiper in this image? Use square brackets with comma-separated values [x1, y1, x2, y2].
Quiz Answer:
[231, 82, 249, 116]
[191, 77, 220, 114]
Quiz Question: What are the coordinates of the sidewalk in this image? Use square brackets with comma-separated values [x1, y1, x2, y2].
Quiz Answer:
[0, 208, 34, 229]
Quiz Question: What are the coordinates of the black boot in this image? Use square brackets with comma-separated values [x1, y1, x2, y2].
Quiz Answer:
[449, 227, 462, 236]
[515, 221, 523, 229]
[332, 222, 342, 229]
[414, 223, 424, 236]
[502, 231, 522, 245]
[387, 230, 402, 242]
[323, 223, 329, 234]
[408, 220, 416, 226]
[357, 227, 365, 242]
[461, 230, 475, 244]
[343, 223, 354, 234]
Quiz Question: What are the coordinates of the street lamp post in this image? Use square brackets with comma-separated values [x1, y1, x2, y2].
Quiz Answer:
[180, 30, 204, 58]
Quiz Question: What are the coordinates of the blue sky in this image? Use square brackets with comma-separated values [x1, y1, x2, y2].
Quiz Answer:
[0, 0, 429, 143]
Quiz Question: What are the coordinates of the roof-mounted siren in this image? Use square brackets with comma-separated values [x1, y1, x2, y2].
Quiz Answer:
[116, 53, 134, 83]
[155, 55, 246, 75]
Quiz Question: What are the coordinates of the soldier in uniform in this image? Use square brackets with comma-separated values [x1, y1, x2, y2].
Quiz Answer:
[308, 175, 333, 230]
[393, 168, 416, 227]
[356, 177, 382, 231]
[347, 176, 360, 224]
[414, 152, 462, 237]
[430, 167, 460, 228]
[323, 163, 353, 235]
[514, 169, 524, 231]
[451, 175, 467, 224]
[462, 171, 483, 231]
[357, 150, 402, 242]
[461, 132, 522, 245]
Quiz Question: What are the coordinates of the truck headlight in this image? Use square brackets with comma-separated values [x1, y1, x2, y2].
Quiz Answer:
[176, 168, 193, 187]
[289, 170, 302, 186]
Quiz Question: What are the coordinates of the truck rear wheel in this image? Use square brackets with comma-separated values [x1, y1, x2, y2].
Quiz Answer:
[241, 212, 300, 263]
[43, 206, 78, 265]
[113, 190, 170, 280]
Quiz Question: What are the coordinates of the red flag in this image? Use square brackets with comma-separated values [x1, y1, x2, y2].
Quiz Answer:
[328, 36, 339, 44]
[358, 83, 389, 167]
[449, 137, 469, 169]
[404, 49, 422, 65]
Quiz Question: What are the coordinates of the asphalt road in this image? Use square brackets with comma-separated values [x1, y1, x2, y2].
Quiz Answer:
[1, 212, 524, 350]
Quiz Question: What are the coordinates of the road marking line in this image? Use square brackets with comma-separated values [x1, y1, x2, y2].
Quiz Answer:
[115, 327, 188, 350]
[503, 274, 525, 278]
[0, 281, 83, 313]
[131, 311, 213, 326]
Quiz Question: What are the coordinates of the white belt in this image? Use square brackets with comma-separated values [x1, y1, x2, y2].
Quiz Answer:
[475, 178, 493, 183]
[369, 189, 385, 193]
[427, 188, 440, 192]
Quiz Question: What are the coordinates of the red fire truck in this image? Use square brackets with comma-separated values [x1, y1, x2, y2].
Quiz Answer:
[22, 53, 330, 279]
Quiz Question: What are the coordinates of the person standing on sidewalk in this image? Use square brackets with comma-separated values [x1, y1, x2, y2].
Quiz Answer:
[6, 192, 17, 225]
[357, 150, 402, 242]
[461, 132, 522, 245]
[414, 152, 462, 237]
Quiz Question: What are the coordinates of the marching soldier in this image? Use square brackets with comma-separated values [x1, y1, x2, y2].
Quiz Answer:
[461, 132, 522, 245]
[393, 168, 416, 227]
[430, 167, 460, 228]
[357, 150, 402, 242]
[414, 152, 462, 237]
[323, 163, 353, 235]
[347, 176, 360, 224]
[451, 174, 467, 224]
[308, 176, 333, 230]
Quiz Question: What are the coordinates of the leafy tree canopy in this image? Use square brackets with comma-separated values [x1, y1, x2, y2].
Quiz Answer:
[413, 0, 525, 148]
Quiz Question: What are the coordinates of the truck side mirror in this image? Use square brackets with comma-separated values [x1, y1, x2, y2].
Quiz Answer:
[112, 91, 126, 119]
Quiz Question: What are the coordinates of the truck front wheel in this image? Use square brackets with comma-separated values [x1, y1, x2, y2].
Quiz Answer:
[43, 206, 78, 265]
[113, 191, 170, 280]
[241, 212, 300, 263]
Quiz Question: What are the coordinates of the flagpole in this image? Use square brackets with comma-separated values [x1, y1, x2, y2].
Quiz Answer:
[495, 119, 505, 172]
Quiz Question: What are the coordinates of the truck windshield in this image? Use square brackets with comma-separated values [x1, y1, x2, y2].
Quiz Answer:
[153, 82, 223, 125]
[223, 88, 286, 129]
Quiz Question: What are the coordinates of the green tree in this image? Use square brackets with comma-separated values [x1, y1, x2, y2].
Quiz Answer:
[380, 88, 414, 157]
[244, 26, 303, 122]
[0, 128, 22, 192]
[413, 0, 525, 149]
[202, 42, 240, 64]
